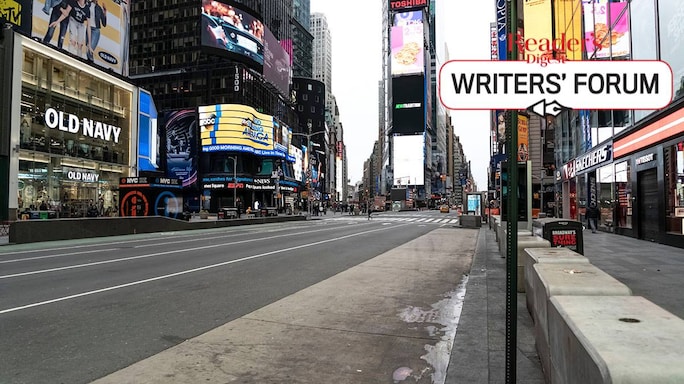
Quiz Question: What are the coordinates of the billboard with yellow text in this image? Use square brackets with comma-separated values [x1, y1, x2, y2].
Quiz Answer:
[523, 0, 553, 60]
[553, 0, 583, 60]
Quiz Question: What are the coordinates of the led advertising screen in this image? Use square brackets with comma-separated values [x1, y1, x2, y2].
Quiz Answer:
[392, 134, 425, 186]
[390, 10, 424, 76]
[264, 25, 291, 97]
[273, 118, 291, 158]
[200, 0, 264, 68]
[583, 0, 630, 59]
[290, 144, 303, 182]
[162, 109, 198, 187]
[392, 75, 425, 135]
[138, 89, 159, 172]
[32, 0, 130, 75]
[1, 0, 32, 34]
[199, 104, 284, 157]
[554, 0, 583, 60]
[523, 0, 553, 60]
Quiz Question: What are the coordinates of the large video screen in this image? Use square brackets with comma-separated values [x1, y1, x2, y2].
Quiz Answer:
[138, 89, 159, 172]
[583, 0, 630, 59]
[264, 25, 291, 97]
[199, 104, 284, 157]
[391, 10, 424, 76]
[392, 134, 425, 186]
[200, 0, 264, 68]
[392, 74, 425, 135]
[32, 0, 130, 75]
[162, 109, 198, 187]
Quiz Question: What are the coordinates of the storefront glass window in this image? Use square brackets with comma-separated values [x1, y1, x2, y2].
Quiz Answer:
[18, 48, 131, 218]
[578, 173, 587, 222]
[598, 164, 615, 231]
[665, 141, 684, 235]
[658, 0, 684, 101]
[631, 0, 658, 122]
[615, 160, 632, 228]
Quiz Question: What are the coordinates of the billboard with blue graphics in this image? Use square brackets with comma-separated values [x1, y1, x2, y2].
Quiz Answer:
[137, 89, 159, 172]
[199, 104, 287, 158]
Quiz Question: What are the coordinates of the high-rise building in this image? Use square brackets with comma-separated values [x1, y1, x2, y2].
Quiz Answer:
[291, 0, 313, 78]
[310, 12, 333, 129]
[129, 0, 301, 213]
[383, 0, 432, 207]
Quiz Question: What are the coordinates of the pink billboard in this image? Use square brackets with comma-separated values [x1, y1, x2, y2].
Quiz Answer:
[583, 0, 630, 59]
[390, 10, 424, 76]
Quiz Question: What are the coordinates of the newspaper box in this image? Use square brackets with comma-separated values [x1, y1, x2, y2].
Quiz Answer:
[532, 218, 584, 255]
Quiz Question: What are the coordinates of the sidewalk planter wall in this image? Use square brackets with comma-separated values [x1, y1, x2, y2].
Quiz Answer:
[515, 236, 550, 293]
[549, 296, 684, 384]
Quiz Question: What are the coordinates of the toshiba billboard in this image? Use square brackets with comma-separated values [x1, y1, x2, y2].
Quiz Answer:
[389, 0, 427, 12]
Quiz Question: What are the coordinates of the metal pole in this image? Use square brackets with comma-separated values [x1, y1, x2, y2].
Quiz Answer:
[232, 156, 237, 208]
[506, 0, 519, 382]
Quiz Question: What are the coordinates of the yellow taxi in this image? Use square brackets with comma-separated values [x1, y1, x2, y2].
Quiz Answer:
[439, 205, 450, 213]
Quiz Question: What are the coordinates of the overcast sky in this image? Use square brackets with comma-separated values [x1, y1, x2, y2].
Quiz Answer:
[309, 0, 494, 190]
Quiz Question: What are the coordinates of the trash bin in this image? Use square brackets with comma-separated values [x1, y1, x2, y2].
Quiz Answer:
[532, 218, 584, 255]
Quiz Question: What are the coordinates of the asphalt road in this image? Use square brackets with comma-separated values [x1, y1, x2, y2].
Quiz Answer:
[0, 211, 457, 384]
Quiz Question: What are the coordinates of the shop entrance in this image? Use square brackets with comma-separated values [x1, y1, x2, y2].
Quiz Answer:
[637, 168, 659, 242]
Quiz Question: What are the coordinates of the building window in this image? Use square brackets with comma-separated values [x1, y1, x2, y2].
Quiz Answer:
[665, 141, 684, 235]
[658, 0, 684, 100]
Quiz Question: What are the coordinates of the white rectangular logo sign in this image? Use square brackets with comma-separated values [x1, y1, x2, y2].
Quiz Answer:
[439, 60, 673, 117]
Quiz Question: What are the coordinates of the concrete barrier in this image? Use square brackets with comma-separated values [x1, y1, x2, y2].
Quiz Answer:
[549, 296, 684, 384]
[498, 224, 534, 256]
[531, 264, 632, 382]
[522, 248, 590, 315]
[514, 236, 550, 293]
[460, 215, 482, 228]
[8, 215, 306, 244]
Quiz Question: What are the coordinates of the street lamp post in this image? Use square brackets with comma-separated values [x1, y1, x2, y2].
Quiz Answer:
[292, 124, 326, 217]
[228, 155, 237, 208]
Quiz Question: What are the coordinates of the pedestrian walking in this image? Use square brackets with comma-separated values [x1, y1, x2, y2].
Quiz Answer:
[367, 206, 373, 220]
[586, 202, 600, 233]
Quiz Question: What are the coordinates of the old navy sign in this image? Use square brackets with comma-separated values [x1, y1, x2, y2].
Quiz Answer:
[65, 168, 100, 183]
[564, 143, 612, 179]
[390, 0, 427, 11]
[45, 108, 122, 144]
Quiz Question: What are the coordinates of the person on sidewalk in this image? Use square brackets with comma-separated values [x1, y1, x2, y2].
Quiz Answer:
[367, 205, 373, 220]
[586, 202, 600, 233]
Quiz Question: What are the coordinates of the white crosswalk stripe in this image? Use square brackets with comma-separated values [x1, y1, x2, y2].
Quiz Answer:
[322, 214, 461, 226]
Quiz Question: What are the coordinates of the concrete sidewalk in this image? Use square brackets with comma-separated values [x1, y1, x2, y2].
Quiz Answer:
[92, 227, 478, 384]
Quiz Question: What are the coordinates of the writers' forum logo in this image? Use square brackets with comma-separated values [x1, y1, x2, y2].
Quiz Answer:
[438, 60, 673, 118]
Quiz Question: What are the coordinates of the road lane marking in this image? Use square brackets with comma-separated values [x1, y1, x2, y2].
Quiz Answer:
[0, 224, 411, 314]
[0, 249, 120, 264]
[0, 222, 350, 262]
[0, 222, 322, 257]
[0, 222, 377, 279]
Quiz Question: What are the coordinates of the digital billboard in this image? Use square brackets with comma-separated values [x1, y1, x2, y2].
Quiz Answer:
[583, 0, 630, 59]
[523, 0, 553, 60]
[264, 25, 291, 97]
[554, 0, 583, 60]
[273, 118, 291, 158]
[200, 0, 264, 69]
[162, 109, 198, 187]
[392, 74, 425, 135]
[199, 104, 284, 157]
[32, 0, 130, 75]
[138, 89, 159, 172]
[392, 134, 425, 186]
[290, 144, 303, 182]
[1, 0, 32, 35]
[391, 10, 424, 76]
[389, 0, 427, 12]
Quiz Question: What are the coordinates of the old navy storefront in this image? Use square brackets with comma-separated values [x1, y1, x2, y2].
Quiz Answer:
[9, 36, 138, 219]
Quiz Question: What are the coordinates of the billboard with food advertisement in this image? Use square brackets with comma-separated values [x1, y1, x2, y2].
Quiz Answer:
[390, 10, 424, 76]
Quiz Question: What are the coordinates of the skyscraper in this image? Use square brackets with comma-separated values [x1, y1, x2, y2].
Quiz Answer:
[310, 12, 333, 130]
